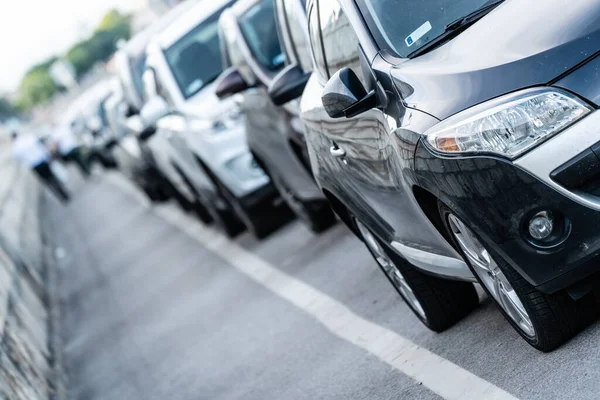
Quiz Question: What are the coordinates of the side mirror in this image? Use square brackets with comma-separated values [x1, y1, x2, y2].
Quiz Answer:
[268, 64, 311, 106]
[215, 67, 249, 99]
[140, 96, 169, 128]
[125, 115, 144, 135]
[322, 68, 377, 119]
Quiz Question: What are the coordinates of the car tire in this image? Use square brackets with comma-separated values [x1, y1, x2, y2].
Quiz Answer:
[142, 184, 165, 202]
[163, 179, 194, 212]
[141, 166, 170, 202]
[439, 203, 599, 352]
[175, 164, 245, 237]
[232, 197, 292, 240]
[218, 181, 293, 240]
[354, 218, 479, 332]
[271, 173, 336, 234]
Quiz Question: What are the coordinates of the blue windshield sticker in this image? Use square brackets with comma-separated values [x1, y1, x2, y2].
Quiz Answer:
[405, 21, 432, 47]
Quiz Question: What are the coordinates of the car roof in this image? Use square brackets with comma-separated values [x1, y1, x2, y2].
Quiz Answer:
[154, 0, 234, 49]
[122, 0, 202, 56]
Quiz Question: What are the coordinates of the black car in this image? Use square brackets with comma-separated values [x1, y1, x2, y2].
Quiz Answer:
[285, 0, 600, 351]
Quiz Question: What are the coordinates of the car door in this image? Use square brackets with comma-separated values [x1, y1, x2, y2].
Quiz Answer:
[303, 0, 397, 235]
[274, 0, 314, 170]
[140, 66, 197, 203]
[304, 0, 445, 250]
[162, 111, 222, 203]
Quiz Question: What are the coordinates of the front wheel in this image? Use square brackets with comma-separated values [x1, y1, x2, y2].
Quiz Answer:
[354, 219, 479, 332]
[440, 204, 599, 352]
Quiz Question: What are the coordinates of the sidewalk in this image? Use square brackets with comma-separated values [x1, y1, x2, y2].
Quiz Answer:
[0, 163, 62, 400]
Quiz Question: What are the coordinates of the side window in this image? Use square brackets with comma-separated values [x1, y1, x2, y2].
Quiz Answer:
[319, 0, 365, 84]
[307, 1, 327, 83]
[281, 0, 313, 73]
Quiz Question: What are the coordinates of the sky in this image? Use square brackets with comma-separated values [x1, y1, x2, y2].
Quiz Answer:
[0, 0, 146, 93]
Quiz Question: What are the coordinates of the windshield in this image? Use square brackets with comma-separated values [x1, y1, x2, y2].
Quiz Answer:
[358, 0, 491, 57]
[164, 10, 226, 99]
[239, 0, 285, 71]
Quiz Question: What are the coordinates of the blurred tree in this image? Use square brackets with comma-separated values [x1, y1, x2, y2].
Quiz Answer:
[17, 10, 131, 111]
[15, 58, 63, 111]
[65, 43, 94, 77]
[65, 10, 131, 78]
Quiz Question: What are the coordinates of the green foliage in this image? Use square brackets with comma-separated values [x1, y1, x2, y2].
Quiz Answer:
[66, 10, 132, 77]
[17, 9, 132, 111]
[15, 58, 62, 111]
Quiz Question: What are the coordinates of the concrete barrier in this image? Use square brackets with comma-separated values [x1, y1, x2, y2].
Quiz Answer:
[0, 163, 61, 400]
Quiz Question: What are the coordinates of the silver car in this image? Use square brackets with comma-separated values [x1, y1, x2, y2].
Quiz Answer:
[111, 1, 201, 202]
[139, 0, 287, 238]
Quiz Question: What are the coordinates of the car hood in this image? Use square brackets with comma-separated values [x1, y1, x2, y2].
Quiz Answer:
[391, 0, 600, 120]
[178, 81, 238, 120]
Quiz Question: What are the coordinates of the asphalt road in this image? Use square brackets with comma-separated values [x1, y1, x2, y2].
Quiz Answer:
[41, 170, 600, 400]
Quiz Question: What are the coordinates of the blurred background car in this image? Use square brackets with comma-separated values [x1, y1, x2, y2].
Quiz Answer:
[135, 0, 294, 239]
[110, 0, 201, 202]
[215, 0, 336, 233]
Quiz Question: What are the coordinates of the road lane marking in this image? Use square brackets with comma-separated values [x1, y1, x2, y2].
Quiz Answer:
[106, 172, 518, 400]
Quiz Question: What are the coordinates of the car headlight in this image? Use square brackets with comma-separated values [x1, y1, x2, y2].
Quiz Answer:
[424, 88, 592, 159]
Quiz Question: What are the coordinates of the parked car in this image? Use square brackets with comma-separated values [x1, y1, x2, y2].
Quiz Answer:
[81, 81, 119, 169]
[138, 0, 289, 238]
[292, 0, 600, 351]
[58, 81, 119, 171]
[215, 0, 336, 233]
[111, 0, 201, 201]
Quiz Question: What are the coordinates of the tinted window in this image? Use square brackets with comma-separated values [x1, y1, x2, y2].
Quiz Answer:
[239, 0, 285, 71]
[358, 0, 489, 57]
[307, 2, 327, 83]
[319, 0, 365, 84]
[282, 0, 312, 73]
[164, 11, 225, 99]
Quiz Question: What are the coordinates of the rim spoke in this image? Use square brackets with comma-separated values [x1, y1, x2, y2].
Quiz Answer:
[356, 220, 427, 321]
[449, 214, 536, 338]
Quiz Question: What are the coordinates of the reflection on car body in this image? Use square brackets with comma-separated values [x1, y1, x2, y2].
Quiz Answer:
[296, 0, 600, 351]
[138, 0, 287, 239]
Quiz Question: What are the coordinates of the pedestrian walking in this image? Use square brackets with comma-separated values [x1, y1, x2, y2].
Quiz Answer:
[11, 131, 70, 203]
[52, 121, 91, 177]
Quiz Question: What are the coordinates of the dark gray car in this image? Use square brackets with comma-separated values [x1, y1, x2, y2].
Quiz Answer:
[215, 0, 336, 233]
[289, 0, 600, 351]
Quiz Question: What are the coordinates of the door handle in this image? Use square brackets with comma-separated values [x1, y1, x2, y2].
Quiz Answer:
[330, 146, 346, 158]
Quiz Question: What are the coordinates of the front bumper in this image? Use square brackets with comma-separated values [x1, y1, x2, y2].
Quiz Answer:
[415, 110, 600, 293]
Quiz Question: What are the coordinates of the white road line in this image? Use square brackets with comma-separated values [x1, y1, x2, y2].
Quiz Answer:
[107, 172, 518, 400]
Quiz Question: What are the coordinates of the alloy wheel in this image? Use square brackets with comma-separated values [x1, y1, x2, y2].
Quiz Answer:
[355, 220, 427, 320]
[447, 214, 536, 338]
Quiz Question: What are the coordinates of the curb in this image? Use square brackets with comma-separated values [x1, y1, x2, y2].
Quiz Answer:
[44, 242, 66, 400]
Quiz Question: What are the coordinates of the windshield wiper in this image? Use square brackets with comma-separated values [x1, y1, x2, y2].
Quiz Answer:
[408, 0, 505, 58]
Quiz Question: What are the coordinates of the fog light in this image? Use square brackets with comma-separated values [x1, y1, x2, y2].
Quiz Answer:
[528, 211, 554, 240]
